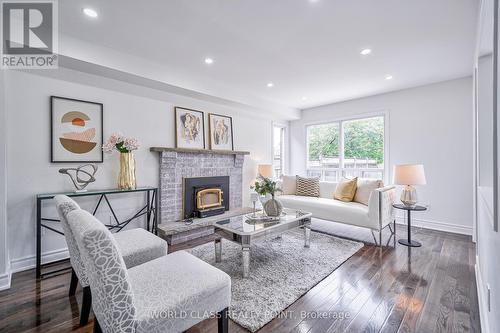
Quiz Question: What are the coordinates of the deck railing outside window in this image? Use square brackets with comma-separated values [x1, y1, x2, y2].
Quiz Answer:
[306, 116, 385, 181]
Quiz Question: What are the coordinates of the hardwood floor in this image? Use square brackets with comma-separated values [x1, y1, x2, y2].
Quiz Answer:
[0, 224, 480, 333]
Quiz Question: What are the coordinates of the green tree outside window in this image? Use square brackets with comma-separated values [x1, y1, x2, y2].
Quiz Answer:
[307, 117, 384, 167]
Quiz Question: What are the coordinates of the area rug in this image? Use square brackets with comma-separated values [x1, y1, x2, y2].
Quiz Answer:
[186, 229, 363, 332]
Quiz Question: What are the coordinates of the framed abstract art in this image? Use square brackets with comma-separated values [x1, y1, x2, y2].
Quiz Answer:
[175, 107, 206, 149]
[208, 113, 234, 151]
[50, 96, 103, 163]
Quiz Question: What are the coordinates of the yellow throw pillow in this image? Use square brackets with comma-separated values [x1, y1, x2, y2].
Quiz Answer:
[334, 177, 358, 202]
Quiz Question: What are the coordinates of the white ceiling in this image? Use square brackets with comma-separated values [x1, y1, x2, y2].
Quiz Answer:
[59, 0, 478, 113]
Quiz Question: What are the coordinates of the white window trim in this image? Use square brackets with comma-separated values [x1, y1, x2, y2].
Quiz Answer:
[304, 110, 390, 183]
[272, 122, 289, 177]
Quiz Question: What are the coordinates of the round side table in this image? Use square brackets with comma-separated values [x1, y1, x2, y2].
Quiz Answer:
[392, 204, 427, 247]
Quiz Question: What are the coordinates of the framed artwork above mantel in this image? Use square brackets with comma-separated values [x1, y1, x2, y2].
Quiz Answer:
[50, 96, 104, 163]
[208, 113, 234, 151]
[175, 107, 206, 149]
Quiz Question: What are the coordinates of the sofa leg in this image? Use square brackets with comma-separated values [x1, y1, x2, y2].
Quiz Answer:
[80, 286, 92, 326]
[93, 318, 102, 333]
[218, 307, 229, 333]
[370, 230, 378, 246]
[69, 268, 78, 296]
[393, 219, 397, 247]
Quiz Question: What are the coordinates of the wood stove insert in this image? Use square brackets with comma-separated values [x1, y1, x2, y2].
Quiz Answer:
[183, 176, 230, 218]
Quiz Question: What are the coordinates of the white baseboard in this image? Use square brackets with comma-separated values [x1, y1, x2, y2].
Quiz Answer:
[10, 247, 69, 274]
[475, 259, 490, 333]
[395, 216, 472, 236]
[0, 271, 11, 291]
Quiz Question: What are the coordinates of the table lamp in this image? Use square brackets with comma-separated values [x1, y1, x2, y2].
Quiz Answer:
[258, 164, 273, 179]
[393, 164, 426, 207]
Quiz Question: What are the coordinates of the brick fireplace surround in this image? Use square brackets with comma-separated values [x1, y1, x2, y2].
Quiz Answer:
[150, 147, 250, 243]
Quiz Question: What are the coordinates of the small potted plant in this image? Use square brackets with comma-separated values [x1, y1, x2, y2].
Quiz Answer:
[103, 133, 140, 190]
[252, 176, 283, 217]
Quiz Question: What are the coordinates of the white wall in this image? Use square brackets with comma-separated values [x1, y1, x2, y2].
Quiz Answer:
[290, 77, 474, 234]
[0, 69, 10, 290]
[475, 49, 500, 333]
[474, 1, 500, 331]
[4, 69, 278, 275]
[476, 196, 500, 333]
[475, 60, 500, 333]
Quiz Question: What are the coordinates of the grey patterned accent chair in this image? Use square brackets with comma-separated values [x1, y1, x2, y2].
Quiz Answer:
[67, 209, 231, 333]
[54, 195, 169, 326]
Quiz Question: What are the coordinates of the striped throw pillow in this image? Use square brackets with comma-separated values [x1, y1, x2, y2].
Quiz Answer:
[296, 176, 320, 197]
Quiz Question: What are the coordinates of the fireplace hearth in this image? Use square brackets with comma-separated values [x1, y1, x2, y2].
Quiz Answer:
[183, 176, 230, 219]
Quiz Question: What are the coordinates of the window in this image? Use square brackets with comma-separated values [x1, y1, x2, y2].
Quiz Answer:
[306, 116, 385, 181]
[307, 123, 340, 181]
[273, 125, 286, 178]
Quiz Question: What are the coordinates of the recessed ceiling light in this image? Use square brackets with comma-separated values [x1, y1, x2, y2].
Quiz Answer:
[302, 96, 308, 101]
[83, 8, 98, 18]
[360, 48, 372, 55]
[204, 58, 214, 64]
[267, 82, 274, 88]
[385, 75, 393, 80]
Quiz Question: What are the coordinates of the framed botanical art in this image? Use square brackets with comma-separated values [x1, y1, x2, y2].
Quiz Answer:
[208, 113, 234, 151]
[50, 96, 103, 163]
[175, 107, 205, 149]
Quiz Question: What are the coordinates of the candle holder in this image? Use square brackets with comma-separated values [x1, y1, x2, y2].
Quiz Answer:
[250, 192, 259, 217]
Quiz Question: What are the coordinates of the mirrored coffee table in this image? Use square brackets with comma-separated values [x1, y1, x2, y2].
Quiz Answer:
[213, 208, 313, 278]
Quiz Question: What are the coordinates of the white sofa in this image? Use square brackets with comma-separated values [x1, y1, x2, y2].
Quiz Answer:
[277, 179, 396, 246]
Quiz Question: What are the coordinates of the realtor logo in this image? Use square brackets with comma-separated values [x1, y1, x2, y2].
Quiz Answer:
[1, 0, 58, 68]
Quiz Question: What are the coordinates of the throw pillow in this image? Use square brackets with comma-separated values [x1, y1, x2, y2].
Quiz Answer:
[281, 175, 297, 195]
[334, 177, 358, 202]
[354, 178, 384, 206]
[296, 176, 320, 197]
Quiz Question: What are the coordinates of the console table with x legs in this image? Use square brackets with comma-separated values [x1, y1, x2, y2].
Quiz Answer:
[36, 187, 158, 279]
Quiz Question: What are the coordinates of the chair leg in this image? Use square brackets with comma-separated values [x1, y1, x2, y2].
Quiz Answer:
[69, 268, 78, 296]
[218, 307, 229, 333]
[93, 318, 102, 333]
[379, 230, 382, 248]
[80, 286, 92, 326]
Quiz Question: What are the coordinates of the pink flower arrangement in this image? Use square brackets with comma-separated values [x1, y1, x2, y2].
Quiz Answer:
[103, 133, 140, 153]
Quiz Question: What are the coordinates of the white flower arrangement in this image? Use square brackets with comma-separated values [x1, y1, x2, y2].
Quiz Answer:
[103, 133, 140, 153]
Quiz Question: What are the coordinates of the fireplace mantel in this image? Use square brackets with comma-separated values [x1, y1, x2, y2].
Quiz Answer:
[150, 147, 250, 155]
[153, 146, 247, 229]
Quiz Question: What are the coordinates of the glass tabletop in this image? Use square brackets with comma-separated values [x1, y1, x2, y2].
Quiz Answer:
[214, 208, 312, 235]
[392, 204, 427, 211]
[37, 186, 157, 199]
